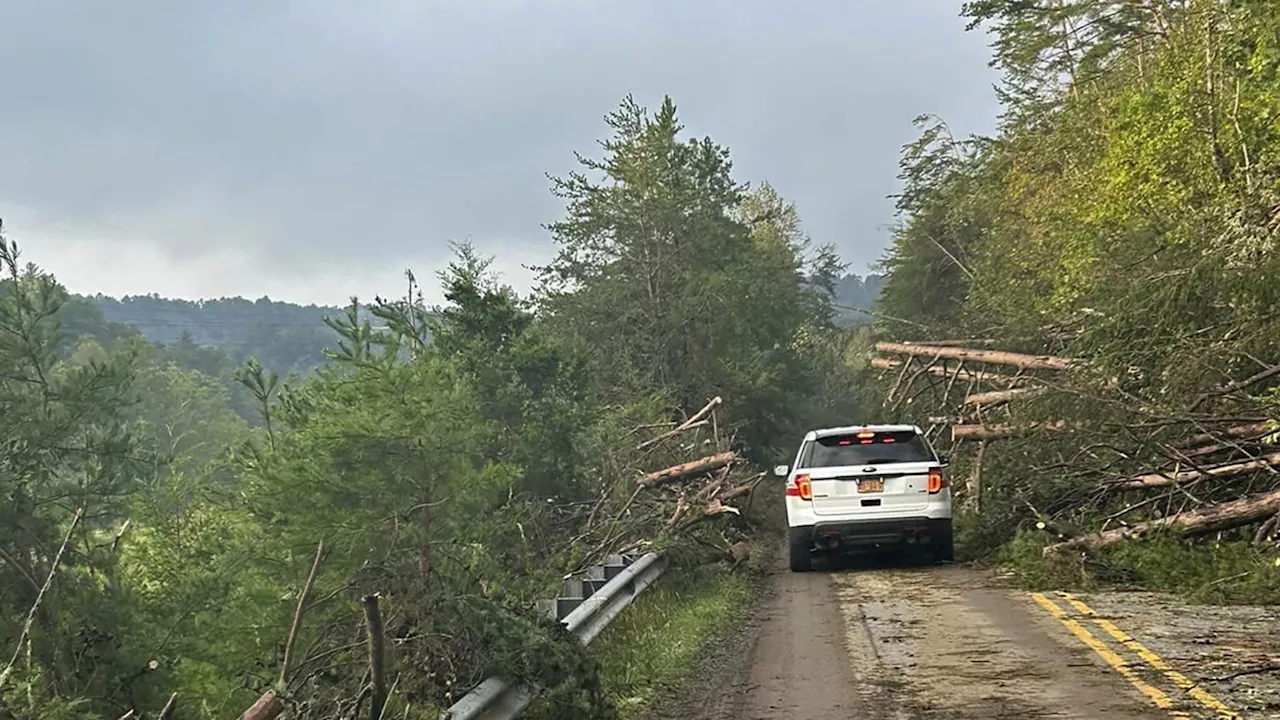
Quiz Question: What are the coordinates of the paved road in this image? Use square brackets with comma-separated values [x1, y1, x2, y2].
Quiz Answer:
[685, 553, 1253, 719]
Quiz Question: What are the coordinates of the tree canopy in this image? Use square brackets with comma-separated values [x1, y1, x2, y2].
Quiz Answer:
[0, 94, 870, 719]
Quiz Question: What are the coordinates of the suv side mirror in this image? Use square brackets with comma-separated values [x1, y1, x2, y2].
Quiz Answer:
[937, 454, 950, 466]
[773, 464, 790, 477]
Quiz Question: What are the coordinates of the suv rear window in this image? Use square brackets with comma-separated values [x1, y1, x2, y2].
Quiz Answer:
[800, 430, 934, 468]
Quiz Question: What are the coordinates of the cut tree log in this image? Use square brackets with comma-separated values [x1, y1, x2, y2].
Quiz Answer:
[875, 342, 1076, 371]
[962, 387, 1044, 408]
[638, 451, 737, 488]
[1108, 450, 1280, 490]
[951, 420, 1073, 441]
[1044, 487, 1280, 555]
[1173, 421, 1273, 449]
[870, 357, 1018, 385]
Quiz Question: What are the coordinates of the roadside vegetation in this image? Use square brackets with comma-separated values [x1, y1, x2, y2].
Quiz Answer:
[868, 0, 1280, 604]
[0, 96, 868, 718]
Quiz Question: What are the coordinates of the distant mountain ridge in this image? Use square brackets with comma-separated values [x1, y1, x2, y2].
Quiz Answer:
[82, 272, 882, 374]
[89, 294, 355, 376]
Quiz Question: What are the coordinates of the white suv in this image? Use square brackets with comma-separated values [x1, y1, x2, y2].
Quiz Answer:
[775, 424, 953, 572]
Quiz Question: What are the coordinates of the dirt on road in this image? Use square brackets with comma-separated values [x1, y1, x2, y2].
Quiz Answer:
[669, 552, 1280, 720]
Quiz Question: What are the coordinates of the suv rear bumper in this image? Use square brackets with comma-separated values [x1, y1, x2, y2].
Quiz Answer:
[809, 516, 950, 550]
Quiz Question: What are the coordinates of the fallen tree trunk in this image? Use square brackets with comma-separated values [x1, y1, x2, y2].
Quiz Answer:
[1109, 450, 1280, 490]
[900, 339, 997, 347]
[951, 420, 1073, 441]
[1173, 421, 1273, 449]
[638, 451, 736, 488]
[962, 387, 1044, 408]
[1045, 487, 1280, 555]
[1176, 437, 1276, 459]
[875, 342, 1075, 371]
[870, 357, 1018, 385]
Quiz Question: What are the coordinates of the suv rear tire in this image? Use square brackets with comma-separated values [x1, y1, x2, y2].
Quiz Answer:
[933, 522, 955, 563]
[788, 527, 814, 572]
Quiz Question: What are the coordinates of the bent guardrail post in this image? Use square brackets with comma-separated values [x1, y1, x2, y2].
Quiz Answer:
[440, 552, 667, 720]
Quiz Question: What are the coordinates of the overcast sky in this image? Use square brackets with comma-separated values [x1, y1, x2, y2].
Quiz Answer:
[1, 1, 1000, 307]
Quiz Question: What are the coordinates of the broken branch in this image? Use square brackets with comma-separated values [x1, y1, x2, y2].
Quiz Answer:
[1109, 450, 1280, 490]
[279, 539, 325, 688]
[0, 507, 83, 694]
[871, 357, 1018, 385]
[951, 421, 1073, 441]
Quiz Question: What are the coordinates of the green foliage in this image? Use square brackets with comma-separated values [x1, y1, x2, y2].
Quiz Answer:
[0, 92, 875, 718]
[537, 96, 858, 460]
[874, 0, 1280, 600]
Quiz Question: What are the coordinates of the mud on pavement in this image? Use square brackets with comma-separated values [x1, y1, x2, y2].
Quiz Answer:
[665, 552, 1280, 720]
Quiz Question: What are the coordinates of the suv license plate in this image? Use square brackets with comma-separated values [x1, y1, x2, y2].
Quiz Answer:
[858, 478, 884, 493]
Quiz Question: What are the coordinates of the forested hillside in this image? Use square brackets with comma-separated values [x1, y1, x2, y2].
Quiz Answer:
[0, 96, 869, 719]
[872, 0, 1280, 600]
[84, 277, 880, 373]
[91, 295, 348, 377]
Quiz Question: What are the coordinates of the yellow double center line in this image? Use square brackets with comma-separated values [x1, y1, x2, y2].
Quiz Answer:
[1029, 591, 1239, 719]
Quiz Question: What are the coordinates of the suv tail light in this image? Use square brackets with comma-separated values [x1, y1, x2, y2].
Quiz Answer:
[785, 473, 812, 501]
[927, 467, 946, 494]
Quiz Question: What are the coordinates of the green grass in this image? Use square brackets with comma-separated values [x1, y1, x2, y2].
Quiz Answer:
[590, 562, 753, 717]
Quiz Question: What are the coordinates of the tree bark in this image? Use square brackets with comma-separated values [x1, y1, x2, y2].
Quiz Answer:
[968, 441, 987, 515]
[237, 691, 284, 720]
[1045, 487, 1280, 555]
[1109, 451, 1280, 490]
[875, 342, 1075, 371]
[638, 451, 736, 488]
[362, 595, 387, 720]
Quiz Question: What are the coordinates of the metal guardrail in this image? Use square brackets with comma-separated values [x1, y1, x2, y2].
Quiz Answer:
[440, 552, 667, 720]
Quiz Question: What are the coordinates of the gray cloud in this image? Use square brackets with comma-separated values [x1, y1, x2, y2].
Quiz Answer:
[0, 0, 1000, 304]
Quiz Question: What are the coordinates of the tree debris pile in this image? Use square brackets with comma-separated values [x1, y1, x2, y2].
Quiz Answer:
[547, 395, 768, 578]
[871, 340, 1280, 558]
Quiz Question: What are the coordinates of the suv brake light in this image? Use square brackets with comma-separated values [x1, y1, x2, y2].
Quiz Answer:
[927, 467, 946, 494]
[785, 473, 812, 501]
